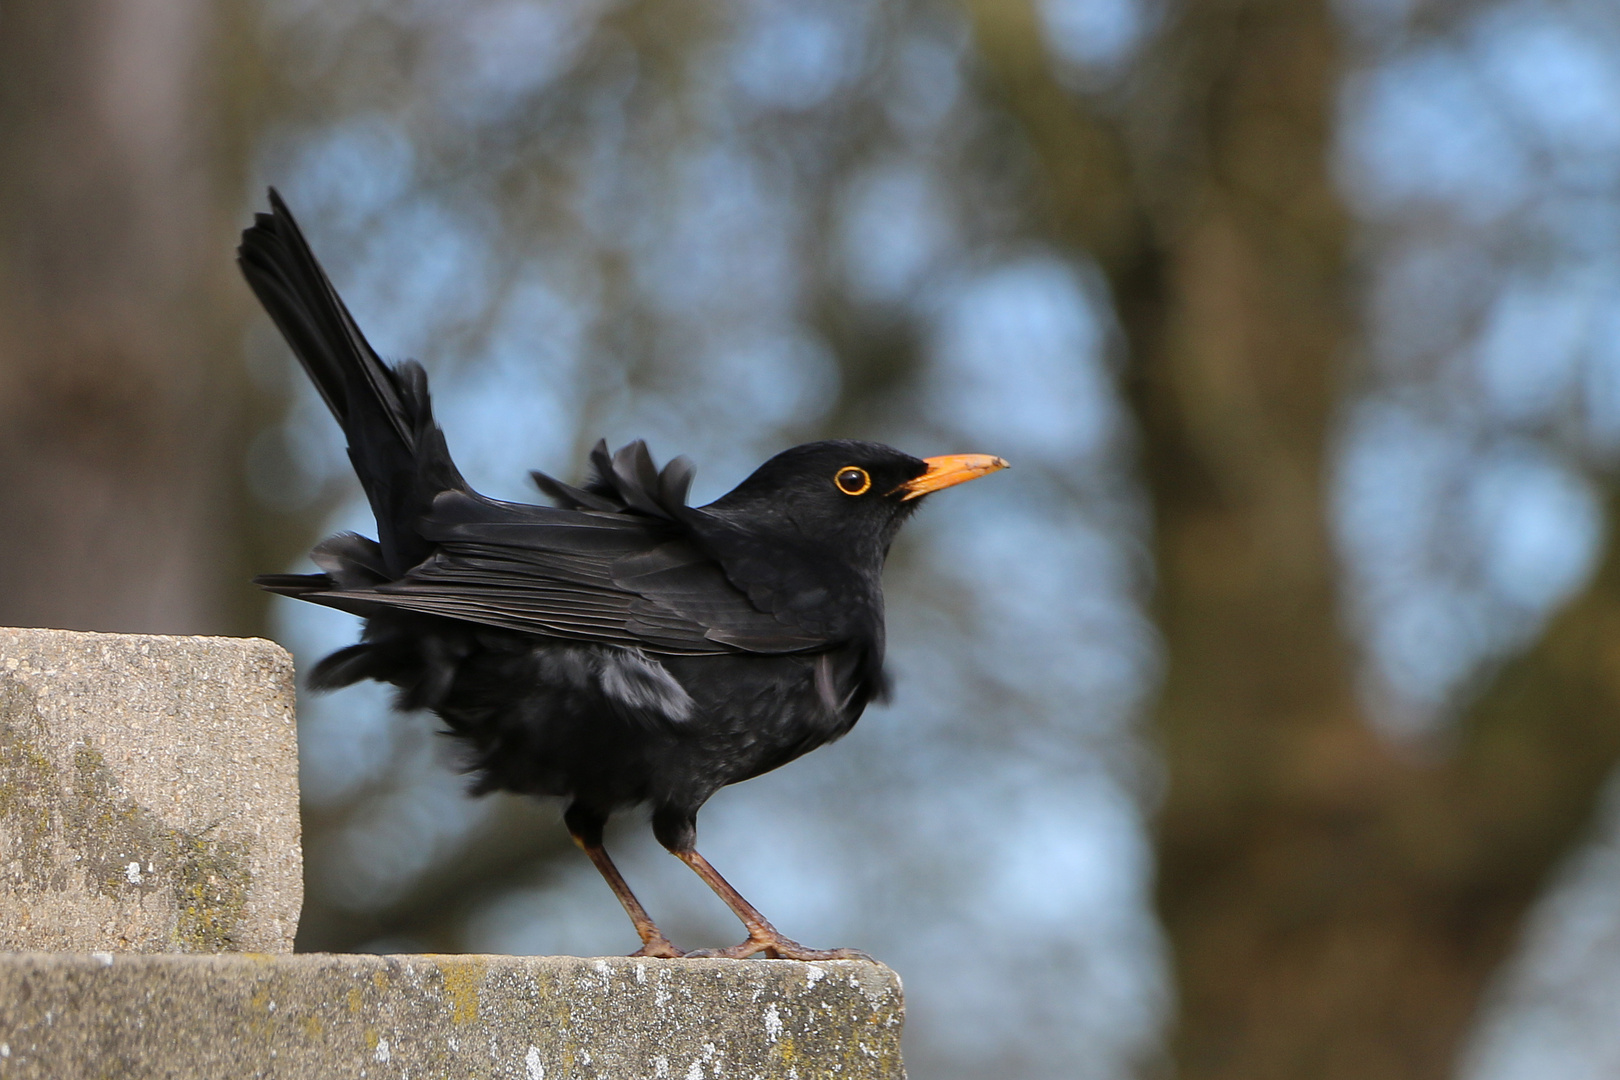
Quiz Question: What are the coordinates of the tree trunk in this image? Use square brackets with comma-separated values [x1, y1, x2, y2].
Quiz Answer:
[0, 0, 271, 636]
[966, 1, 1620, 1076]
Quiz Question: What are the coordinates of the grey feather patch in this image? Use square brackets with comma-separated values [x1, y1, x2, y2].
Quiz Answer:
[532, 647, 603, 692]
[815, 652, 857, 719]
[534, 644, 693, 725]
[599, 648, 694, 724]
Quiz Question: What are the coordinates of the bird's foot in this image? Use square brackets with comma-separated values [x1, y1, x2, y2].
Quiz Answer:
[629, 934, 686, 959]
[687, 930, 874, 962]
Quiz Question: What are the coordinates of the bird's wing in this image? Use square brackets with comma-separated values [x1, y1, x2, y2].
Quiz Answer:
[301, 490, 830, 655]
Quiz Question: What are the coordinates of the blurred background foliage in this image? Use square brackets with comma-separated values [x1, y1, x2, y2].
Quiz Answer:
[5, 0, 1620, 1076]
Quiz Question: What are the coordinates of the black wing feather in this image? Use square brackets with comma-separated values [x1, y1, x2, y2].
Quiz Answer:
[260, 487, 830, 655]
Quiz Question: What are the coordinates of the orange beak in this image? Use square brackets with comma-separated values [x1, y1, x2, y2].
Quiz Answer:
[894, 454, 1009, 500]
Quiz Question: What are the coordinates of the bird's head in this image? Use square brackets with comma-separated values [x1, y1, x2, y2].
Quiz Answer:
[704, 439, 1008, 561]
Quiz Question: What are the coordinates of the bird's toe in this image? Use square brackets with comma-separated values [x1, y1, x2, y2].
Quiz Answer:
[687, 932, 875, 962]
[762, 941, 876, 962]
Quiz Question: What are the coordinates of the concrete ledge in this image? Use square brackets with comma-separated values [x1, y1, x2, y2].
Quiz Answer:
[0, 627, 301, 953]
[0, 953, 906, 1078]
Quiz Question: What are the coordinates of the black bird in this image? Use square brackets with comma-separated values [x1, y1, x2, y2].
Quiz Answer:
[238, 190, 1006, 960]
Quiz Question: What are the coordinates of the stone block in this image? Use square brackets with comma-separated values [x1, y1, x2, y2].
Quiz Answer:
[0, 627, 301, 952]
[0, 953, 906, 1079]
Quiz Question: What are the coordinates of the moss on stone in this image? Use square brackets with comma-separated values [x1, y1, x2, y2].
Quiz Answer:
[2, 676, 253, 952]
[0, 678, 58, 890]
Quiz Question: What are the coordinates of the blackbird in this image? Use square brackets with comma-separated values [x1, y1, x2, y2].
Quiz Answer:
[238, 190, 1006, 960]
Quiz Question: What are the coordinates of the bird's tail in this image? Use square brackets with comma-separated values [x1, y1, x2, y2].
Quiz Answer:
[238, 188, 464, 576]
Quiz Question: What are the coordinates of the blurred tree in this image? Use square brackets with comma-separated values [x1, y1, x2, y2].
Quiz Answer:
[970, 0, 1620, 1078]
[0, 0, 292, 636]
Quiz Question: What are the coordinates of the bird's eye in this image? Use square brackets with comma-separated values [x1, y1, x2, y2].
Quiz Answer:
[834, 467, 872, 496]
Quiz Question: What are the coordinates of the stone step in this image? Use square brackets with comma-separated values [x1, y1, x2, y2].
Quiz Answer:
[0, 627, 301, 953]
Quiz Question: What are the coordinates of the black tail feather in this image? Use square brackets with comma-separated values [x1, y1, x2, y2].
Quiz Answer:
[238, 189, 465, 575]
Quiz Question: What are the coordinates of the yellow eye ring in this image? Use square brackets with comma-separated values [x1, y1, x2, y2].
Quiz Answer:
[834, 466, 871, 496]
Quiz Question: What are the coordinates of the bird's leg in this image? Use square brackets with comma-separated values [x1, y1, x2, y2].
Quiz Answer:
[564, 804, 683, 959]
[673, 848, 872, 961]
[653, 810, 872, 962]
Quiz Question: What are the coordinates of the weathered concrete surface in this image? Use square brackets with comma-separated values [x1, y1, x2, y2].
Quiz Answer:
[0, 953, 906, 1078]
[0, 627, 301, 952]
